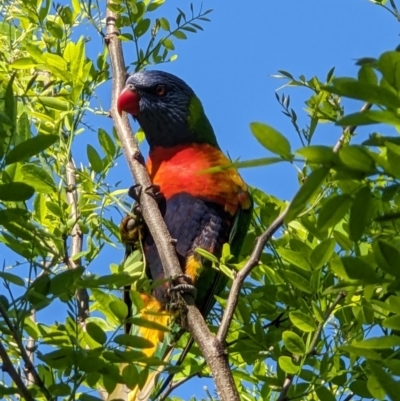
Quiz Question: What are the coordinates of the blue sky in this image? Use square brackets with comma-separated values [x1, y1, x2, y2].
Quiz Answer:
[2, 0, 400, 399]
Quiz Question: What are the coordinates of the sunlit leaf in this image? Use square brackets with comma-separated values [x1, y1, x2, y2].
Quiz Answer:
[250, 122, 292, 160]
[5, 134, 59, 165]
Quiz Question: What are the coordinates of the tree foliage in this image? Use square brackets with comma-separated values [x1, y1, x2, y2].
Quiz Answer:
[1, 0, 400, 400]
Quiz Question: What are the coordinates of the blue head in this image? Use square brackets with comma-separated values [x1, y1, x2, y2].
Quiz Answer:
[117, 70, 218, 149]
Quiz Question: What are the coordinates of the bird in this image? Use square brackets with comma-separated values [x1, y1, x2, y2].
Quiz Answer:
[112, 70, 252, 401]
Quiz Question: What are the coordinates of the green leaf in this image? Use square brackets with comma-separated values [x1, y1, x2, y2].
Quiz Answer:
[317, 194, 352, 231]
[382, 316, 400, 330]
[98, 129, 116, 159]
[87, 145, 103, 173]
[109, 300, 128, 322]
[378, 51, 400, 91]
[337, 110, 400, 127]
[386, 142, 400, 177]
[282, 331, 306, 355]
[341, 256, 376, 283]
[310, 238, 336, 269]
[349, 186, 371, 242]
[122, 365, 139, 389]
[315, 386, 336, 401]
[0, 272, 25, 287]
[9, 57, 37, 69]
[281, 270, 312, 294]
[79, 395, 104, 401]
[162, 38, 175, 50]
[355, 335, 400, 349]
[20, 164, 56, 193]
[48, 383, 71, 396]
[368, 374, 386, 401]
[340, 345, 382, 361]
[126, 317, 170, 332]
[50, 267, 84, 296]
[338, 146, 375, 173]
[135, 18, 151, 37]
[285, 167, 330, 223]
[86, 322, 107, 345]
[4, 73, 16, 128]
[289, 311, 316, 332]
[114, 334, 154, 349]
[350, 380, 373, 398]
[0, 183, 35, 201]
[17, 112, 31, 144]
[368, 361, 400, 401]
[39, 96, 70, 111]
[231, 157, 285, 169]
[173, 30, 187, 39]
[332, 230, 352, 251]
[325, 78, 400, 109]
[372, 239, 400, 276]
[358, 65, 378, 85]
[5, 134, 59, 165]
[278, 356, 299, 374]
[278, 249, 311, 271]
[295, 146, 335, 164]
[159, 17, 170, 31]
[250, 122, 292, 159]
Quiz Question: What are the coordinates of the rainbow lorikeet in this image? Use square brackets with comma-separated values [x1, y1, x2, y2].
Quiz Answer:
[113, 70, 252, 400]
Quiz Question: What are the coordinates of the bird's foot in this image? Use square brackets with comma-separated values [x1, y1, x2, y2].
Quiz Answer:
[169, 274, 197, 299]
[128, 184, 163, 203]
[119, 206, 144, 244]
[128, 184, 142, 202]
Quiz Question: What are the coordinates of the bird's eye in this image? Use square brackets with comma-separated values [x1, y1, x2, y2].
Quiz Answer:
[155, 85, 166, 97]
[127, 83, 135, 91]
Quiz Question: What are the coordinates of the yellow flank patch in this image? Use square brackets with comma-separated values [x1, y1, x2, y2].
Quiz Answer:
[138, 294, 172, 357]
[184, 255, 202, 283]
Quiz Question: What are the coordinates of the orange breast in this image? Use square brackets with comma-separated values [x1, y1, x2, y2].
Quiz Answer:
[147, 144, 250, 216]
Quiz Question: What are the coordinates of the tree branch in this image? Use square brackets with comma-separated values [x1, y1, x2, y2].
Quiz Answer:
[105, 6, 240, 401]
[65, 157, 89, 326]
[0, 340, 35, 401]
[217, 211, 288, 342]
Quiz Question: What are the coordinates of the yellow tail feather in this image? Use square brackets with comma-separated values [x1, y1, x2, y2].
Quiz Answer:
[128, 295, 172, 401]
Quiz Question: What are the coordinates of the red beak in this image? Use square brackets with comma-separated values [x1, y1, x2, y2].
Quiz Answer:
[117, 87, 140, 116]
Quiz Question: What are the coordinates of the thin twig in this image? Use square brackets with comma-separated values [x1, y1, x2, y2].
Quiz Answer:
[307, 291, 346, 354]
[159, 364, 208, 401]
[24, 310, 36, 385]
[0, 301, 52, 400]
[105, 6, 240, 401]
[65, 158, 89, 326]
[333, 102, 372, 152]
[217, 212, 288, 343]
[0, 341, 35, 401]
[343, 392, 354, 401]
[276, 292, 346, 401]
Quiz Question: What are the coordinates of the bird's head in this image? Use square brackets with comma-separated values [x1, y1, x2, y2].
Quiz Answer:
[117, 70, 218, 149]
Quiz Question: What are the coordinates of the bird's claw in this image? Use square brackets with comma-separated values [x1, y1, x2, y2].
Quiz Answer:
[169, 284, 197, 299]
[169, 274, 197, 299]
[144, 184, 163, 203]
[128, 184, 142, 202]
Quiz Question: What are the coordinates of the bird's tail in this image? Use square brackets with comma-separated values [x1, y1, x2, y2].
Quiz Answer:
[128, 294, 173, 401]
[107, 294, 174, 401]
